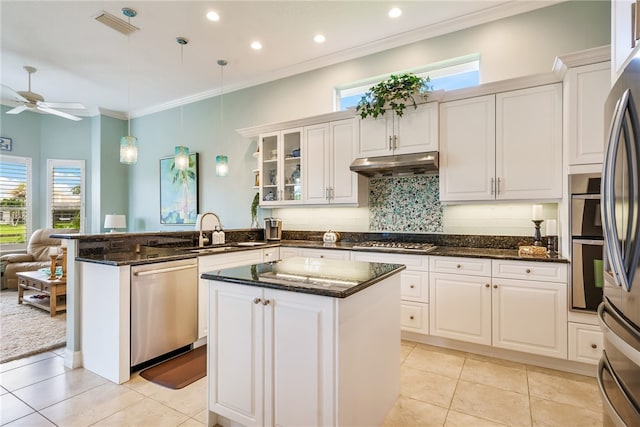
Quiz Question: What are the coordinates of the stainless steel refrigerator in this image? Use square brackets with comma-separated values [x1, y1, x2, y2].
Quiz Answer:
[599, 56, 640, 426]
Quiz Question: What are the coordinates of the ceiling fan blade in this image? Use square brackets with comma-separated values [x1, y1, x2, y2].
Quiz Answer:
[6, 105, 29, 114]
[37, 105, 82, 121]
[1, 84, 28, 103]
[40, 101, 86, 110]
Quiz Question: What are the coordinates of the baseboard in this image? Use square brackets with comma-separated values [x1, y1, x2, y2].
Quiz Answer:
[64, 348, 82, 369]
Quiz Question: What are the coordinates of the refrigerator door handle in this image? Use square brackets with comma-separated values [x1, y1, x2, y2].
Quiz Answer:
[598, 299, 640, 368]
[598, 350, 640, 427]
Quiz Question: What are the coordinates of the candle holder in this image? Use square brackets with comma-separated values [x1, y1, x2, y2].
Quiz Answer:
[49, 254, 58, 280]
[547, 235, 558, 257]
[60, 247, 67, 280]
[532, 220, 544, 246]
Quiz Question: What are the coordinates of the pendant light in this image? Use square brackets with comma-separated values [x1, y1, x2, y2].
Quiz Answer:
[175, 36, 190, 171]
[216, 59, 229, 177]
[119, 7, 138, 164]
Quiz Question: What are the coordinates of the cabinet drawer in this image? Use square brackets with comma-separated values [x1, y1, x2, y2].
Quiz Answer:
[401, 271, 429, 302]
[280, 246, 302, 259]
[351, 251, 429, 271]
[568, 322, 603, 365]
[262, 247, 280, 262]
[300, 248, 351, 260]
[430, 256, 491, 276]
[401, 302, 429, 334]
[492, 260, 567, 283]
[199, 249, 264, 271]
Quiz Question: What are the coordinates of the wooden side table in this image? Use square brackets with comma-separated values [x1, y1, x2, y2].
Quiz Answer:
[16, 271, 66, 317]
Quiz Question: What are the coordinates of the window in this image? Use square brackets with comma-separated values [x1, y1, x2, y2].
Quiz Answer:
[335, 55, 480, 111]
[47, 159, 85, 232]
[0, 155, 32, 249]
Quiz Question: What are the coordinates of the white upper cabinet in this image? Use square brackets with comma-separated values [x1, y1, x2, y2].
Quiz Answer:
[358, 102, 438, 157]
[566, 61, 611, 167]
[440, 83, 563, 202]
[303, 118, 361, 205]
[612, 0, 640, 83]
[259, 128, 303, 206]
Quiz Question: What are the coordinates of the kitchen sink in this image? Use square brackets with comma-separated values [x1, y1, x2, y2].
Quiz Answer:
[234, 242, 267, 247]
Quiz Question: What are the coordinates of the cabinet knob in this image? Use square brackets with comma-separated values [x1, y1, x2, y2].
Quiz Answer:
[410, 285, 415, 289]
[485, 284, 490, 288]
[253, 297, 262, 304]
[262, 299, 271, 306]
[493, 284, 498, 289]
[409, 315, 414, 320]
[456, 264, 461, 269]
[526, 268, 531, 274]
[591, 344, 598, 349]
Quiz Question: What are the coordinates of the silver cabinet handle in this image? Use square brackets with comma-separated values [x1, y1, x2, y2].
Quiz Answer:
[388, 136, 393, 150]
[490, 178, 494, 196]
[134, 264, 196, 276]
[253, 297, 262, 304]
[393, 135, 398, 150]
[496, 177, 501, 195]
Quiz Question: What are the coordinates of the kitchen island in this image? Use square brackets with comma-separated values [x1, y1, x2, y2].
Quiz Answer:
[202, 256, 405, 427]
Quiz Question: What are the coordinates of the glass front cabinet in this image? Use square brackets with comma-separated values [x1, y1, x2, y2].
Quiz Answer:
[259, 128, 303, 206]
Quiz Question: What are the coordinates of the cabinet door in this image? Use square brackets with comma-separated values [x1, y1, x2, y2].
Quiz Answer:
[208, 281, 264, 427]
[280, 246, 302, 259]
[491, 278, 567, 359]
[303, 123, 330, 205]
[329, 119, 359, 204]
[259, 132, 280, 207]
[496, 84, 562, 200]
[439, 95, 496, 202]
[394, 102, 439, 155]
[429, 272, 492, 345]
[259, 129, 303, 206]
[264, 288, 335, 427]
[612, 0, 639, 82]
[567, 62, 611, 166]
[358, 115, 392, 157]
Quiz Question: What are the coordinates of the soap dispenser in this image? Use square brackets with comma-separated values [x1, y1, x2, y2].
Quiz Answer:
[218, 226, 225, 244]
[212, 226, 221, 244]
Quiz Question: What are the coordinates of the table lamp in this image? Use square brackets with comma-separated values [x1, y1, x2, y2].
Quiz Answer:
[104, 214, 126, 233]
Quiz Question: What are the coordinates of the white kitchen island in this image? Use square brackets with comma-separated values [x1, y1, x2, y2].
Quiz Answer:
[202, 256, 405, 427]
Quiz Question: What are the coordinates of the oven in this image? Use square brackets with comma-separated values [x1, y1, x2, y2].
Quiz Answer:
[570, 173, 604, 312]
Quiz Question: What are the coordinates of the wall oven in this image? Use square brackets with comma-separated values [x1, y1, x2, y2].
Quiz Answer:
[570, 173, 604, 312]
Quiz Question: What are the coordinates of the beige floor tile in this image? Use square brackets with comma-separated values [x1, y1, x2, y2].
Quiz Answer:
[39, 381, 145, 426]
[401, 366, 458, 408]
[143, 377, 208, 417]
[445, 410, 510, 427]
[382, 396, 448, 427]
[93, 397, 190, 426]
[451, 380, 531, 427]
[192, 408, 208, 424]
[0, 351, 59, 374]
[527, 367, 602, 411]
[404, 345, 465, 379]
[178, 417, 207, 426]
[0, 356, 67, 391]
[2, 411, 56, 426]
[530, 397, 603, 427]
[460, 357, 528, 394]
[13, 367, 107, 410]
[401, 341, 415, 362]
[0, 393, 35, 425]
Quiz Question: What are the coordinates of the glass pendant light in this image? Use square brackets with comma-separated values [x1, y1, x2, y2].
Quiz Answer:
[120, 7, 138, 164]
[216, 59, 228, 177]
[175, 36, 189, 170]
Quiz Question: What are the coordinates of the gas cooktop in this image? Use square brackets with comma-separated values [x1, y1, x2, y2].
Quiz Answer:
[351, 241, 437, 253]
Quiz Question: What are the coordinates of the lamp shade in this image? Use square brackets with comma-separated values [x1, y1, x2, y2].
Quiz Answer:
[216, 155, 228, 176]
[120, 136, 138, 164]
[104, 214, 126, 232]
[175, 146, 190, 170]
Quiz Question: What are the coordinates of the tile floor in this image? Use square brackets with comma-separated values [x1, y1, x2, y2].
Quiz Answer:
[0, 341, 603, 426]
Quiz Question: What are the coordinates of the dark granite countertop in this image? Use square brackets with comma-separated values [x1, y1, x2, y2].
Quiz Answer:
[201, 256, 406, 298]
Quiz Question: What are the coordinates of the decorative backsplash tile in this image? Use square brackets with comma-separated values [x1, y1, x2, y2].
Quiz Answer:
[369, 175, 443, 232]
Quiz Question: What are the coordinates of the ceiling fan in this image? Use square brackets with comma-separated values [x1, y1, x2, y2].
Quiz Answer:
[1, 66, 86, 121]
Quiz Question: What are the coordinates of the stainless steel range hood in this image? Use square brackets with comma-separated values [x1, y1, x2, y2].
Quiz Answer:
[349, 152, 439, 178]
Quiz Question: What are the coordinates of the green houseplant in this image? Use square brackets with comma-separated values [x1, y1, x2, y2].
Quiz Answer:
[250, 192, 260, 228]
[356, 73, 431, 119]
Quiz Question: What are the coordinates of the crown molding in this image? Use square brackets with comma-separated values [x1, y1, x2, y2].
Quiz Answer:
[552, 45, 611, 78]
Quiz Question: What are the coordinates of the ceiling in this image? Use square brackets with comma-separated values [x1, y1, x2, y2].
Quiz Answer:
[0, 1, 563, 119]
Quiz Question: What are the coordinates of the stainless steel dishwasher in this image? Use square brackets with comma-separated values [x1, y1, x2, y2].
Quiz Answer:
[130, 258, 198, 367]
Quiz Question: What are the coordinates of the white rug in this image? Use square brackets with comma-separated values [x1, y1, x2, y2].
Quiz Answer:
[0, 290, 66, 364]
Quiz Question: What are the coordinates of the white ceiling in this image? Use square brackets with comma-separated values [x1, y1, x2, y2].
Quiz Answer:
[0, 1, 562, 119]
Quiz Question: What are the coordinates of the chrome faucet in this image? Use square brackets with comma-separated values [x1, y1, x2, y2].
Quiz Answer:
[197, 212, 221, 247]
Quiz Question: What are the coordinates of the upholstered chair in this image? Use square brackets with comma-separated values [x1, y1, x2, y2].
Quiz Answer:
[0, 228, 77, 289]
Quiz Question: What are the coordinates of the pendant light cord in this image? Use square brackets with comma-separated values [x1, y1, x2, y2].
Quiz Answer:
[220, 63, 224, 140]
[180, 43, 184, 145]
[127, 16, 132, 136]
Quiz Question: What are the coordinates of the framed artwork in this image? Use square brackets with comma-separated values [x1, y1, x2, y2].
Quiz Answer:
[0, 137, 12, 151]
[160, 152, 199, 225]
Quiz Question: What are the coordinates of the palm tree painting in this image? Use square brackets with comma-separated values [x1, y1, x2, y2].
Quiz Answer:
[160, 153, 199, 224]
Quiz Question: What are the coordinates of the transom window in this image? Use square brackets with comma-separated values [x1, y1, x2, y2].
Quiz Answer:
[335, 55, 480, 111]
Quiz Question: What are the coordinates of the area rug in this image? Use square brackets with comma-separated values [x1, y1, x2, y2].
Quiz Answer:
[140, 345, 207, 389]
[0, 290, 66, 364]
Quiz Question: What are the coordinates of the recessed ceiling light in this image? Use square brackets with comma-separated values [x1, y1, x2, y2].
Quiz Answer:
[206, 10, 220, 21]
[388, 7, 402, 18]
[251, 41, 263, 50]
[314, 34, 326, 43]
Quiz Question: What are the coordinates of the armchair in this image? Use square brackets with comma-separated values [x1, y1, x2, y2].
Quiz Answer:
[0, 228, 77, 289]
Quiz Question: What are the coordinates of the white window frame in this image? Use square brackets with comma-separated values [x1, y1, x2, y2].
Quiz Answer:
[46, 159, 85, 232]
[0, 155, 32, 251]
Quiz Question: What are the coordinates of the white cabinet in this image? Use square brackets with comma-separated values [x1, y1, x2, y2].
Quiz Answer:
[429, 257, 568, 359]
[358, 102, 438, 157]
[612, 0, 640, 82]
[197, 249, 265, 340]
[439, 84, 563, 202]
[300, 247, 351, 260]
[568, 322, 604, 364]
[351, 251, 430, 334]
[279, 246, 302, 259]
[259, 128, 303, 206]
[303, 119, 361, 205]
[565, 61, 611, 167]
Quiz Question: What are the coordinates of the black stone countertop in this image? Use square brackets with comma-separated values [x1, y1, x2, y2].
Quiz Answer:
[201, 256, 406, 298]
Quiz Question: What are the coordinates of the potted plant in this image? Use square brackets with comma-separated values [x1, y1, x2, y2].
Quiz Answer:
[356, 73, 431, 119]
[250, 192, 260, 228]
